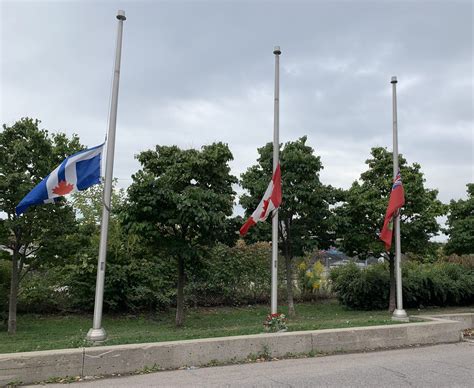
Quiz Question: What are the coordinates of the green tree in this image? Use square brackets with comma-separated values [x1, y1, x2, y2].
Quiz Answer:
[335, 147, 446, 311]
[0, 118, 82, 333]
[445, 183, 474, 255]
[240, 136, 335, 317]
[123, 143, 237, 326]
[64, 182, 156, 312]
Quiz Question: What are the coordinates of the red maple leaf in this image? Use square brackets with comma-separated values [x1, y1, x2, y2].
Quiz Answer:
[260, 198, 270, 219]
[52, 180, 74, 196]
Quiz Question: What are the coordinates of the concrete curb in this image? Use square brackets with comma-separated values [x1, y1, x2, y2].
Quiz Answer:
[0, 313, 472, 385]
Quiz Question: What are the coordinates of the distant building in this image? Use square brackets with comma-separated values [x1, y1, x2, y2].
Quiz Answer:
[309, 248, 382, 273]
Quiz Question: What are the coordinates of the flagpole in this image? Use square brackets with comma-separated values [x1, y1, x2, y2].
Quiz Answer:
[391, 76, 408, 322]
[271, 46, 281, 315]
[87, 10, 126, 342]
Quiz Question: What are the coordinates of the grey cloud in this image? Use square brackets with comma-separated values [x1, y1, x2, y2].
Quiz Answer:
[1, 0, 472, 216]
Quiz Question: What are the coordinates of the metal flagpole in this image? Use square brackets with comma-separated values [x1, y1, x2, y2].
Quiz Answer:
[271, 46, 281, 315]
[87, 10, 127, 342]
[390, 76, 408, 322]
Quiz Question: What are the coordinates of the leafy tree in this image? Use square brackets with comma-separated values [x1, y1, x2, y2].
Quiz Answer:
[335, 147, 445, 311]
[67, 181, 172, 313]
[123, 143, 237, 326]
[0, 118, 82, 333]
[445, 183, 474, 255]
[66, 181, 139, 311]
[240, 137, 335, 317]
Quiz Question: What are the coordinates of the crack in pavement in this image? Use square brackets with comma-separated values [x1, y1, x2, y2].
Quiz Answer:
[378, 366, 415, 387]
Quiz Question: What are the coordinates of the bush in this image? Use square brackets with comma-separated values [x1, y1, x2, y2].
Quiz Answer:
[17, 268, 70, 313]
[0, 260, 10, 327]
[403, 262, 474, 307]
[0, 260, 10, 309]
[63, 252, 175, 313]
[331, 261, 474, 310]
[21, 240, 273, 314]
[186, 241, 273, 306]
[443, 254, 474, 270]
[330, 262, 389, 310]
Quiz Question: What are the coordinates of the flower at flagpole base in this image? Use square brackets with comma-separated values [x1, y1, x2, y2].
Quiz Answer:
[263, 313, 288, 333]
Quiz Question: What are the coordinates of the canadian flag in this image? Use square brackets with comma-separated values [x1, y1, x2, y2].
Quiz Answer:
[240, 164, 282, 236]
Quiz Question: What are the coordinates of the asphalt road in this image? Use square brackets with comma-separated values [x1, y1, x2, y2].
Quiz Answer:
[34, 342, 474, 387]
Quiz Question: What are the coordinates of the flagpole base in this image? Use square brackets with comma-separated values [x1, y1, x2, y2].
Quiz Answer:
[392, 308, 409, 322]
[86, 327, 107, 342]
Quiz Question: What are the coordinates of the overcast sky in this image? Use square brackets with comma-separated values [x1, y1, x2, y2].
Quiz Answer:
[1, 0, 473, 216]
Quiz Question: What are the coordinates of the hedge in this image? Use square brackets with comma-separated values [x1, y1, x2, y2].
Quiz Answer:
[330, 261, 474, 310]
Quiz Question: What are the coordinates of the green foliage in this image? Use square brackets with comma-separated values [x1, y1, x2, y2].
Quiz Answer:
[240, 136, 335, 252]
[0, 118, 83, 263]
[331, 261, 474, 310]
[442, 254, 474, 270]
[330, 263, 390, 310]
[125, 142, 237, 248]
[403, 262, 474, 307]
[0, 260, 10, 326]
[62, 251, 176, 313]
[186, 241, 272, 306]
[17, 269, 69, 313]
[124, 142, 237, 325]
[445, 183, 474, 255]
[63, 182, 175, 312]
[0, 260, 10, 308]
[240, 137, 336, 314]
[0, 118, 83, 332]
[335, 147, 446, 258]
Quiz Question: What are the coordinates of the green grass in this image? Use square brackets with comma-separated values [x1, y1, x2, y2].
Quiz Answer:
[1, 301, 472, 354]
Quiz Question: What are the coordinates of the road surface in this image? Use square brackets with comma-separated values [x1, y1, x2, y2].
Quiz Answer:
[33, 342, 474, 387]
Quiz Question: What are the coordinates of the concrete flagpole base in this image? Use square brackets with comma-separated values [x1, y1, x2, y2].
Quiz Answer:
[86, 327, 107, 342]
[392, 308, 409, 322]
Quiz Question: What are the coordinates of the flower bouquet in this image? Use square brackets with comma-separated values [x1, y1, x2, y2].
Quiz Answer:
[263, 313, 288, 333]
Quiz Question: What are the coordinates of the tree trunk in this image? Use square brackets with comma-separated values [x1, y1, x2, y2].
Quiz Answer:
[8, 252, 19, 335]
[285, 253, 296, 318]
[175, 255, 185, 327]
[388, 254, 396, 313]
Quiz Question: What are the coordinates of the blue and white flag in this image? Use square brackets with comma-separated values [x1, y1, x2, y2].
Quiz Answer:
[16, 143, 104, 215]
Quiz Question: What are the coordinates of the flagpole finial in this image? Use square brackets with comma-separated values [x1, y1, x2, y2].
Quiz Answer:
[273, 46, 281, 55]
[391, 76, 397, 84]
[117, 10, 126, 20]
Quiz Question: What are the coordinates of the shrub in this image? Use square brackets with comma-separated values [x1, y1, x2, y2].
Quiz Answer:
[63, 253, 175, 313]
[0, 260, 10, 327]
[0, 260, 10, 308]
[186, 241, 273, 306]
[443, 254, 474, 270]
[402, 261, 474, 307]
[18, 240, 274, 314]
[330, 262, 389, 310]
[331, 261, 474, 310]
[17, 268, 70, 313]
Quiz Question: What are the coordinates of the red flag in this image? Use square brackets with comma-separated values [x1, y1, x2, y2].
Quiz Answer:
[240, 164, 282, 236]
[380, 170, 405, 250]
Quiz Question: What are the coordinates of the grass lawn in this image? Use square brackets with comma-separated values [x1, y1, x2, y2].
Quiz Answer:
[1, 300, 472, 354]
